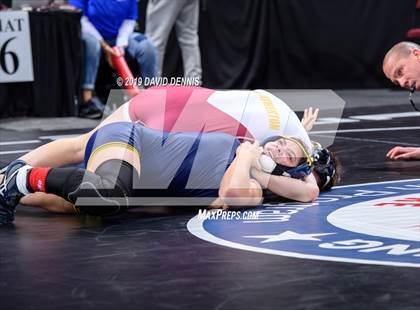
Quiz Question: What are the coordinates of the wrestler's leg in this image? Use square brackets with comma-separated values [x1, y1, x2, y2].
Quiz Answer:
[13, 123, 142, 217]
[20, 143, 141, 216]
[47, 159, 139, 216]
[17, 103, 130, 168]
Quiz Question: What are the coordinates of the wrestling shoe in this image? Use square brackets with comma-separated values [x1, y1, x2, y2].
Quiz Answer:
[0, 160, 31, 225]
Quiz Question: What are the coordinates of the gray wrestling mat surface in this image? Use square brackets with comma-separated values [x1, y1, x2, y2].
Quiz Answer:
[0, 89, 419, 310]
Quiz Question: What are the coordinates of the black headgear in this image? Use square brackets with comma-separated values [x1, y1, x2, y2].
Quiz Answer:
[260, 135, 313, 179]
[312, 142, 336, 190]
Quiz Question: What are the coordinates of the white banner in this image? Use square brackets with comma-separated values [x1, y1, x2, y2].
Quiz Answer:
[0, 11, 34, 83]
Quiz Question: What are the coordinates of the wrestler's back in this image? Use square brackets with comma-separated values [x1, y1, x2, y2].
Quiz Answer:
[136, 125, 240, 198]
[127, 86, 311, 151]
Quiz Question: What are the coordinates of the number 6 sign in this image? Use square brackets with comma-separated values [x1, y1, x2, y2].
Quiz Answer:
[0, 11, 33, 83]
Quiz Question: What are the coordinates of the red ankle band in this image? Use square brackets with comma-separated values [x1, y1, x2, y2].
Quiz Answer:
[28, 167, 51, 193]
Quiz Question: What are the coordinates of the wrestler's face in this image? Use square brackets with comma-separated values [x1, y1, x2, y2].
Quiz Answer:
[383, 49, 420, 90]
[263, 138, 304, 167]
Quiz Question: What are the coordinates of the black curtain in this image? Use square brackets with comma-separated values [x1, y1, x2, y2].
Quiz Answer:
[140, 0, 415, 89]
[0, 1, 415, 118]
[0, 0, 12, 8]
[0, 11, 82, 118]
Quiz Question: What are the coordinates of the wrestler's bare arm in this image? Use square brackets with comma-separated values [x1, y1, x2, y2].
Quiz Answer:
[19, 103, 129, 167]
[219, 141, 263, 208]
[251, 169, 319, 202]
[245, 107, 319, 202]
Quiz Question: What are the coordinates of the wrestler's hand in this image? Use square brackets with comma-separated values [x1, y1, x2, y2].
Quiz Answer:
[301, 107, 319, 132]
[386, 146, 420, 161]
[208, 198, 229, 209]
[20, 192, 77, 214]
[236, 141, 263, 170]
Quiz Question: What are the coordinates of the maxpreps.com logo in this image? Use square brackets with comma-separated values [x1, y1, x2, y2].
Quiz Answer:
[187, 179, 420, 268]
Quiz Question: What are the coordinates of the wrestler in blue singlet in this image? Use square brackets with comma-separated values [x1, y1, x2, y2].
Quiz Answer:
[84, 122, 240, 198]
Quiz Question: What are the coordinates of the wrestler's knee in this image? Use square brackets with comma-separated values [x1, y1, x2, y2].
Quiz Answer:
[73, 160, 139, 217]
